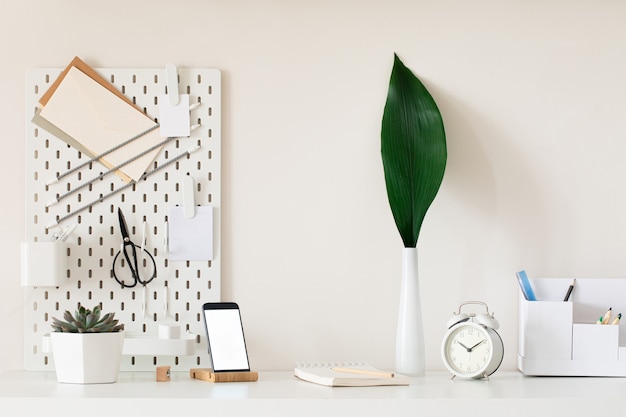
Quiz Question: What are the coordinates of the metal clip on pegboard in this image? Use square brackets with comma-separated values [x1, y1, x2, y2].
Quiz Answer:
[24, 63, 221, 372]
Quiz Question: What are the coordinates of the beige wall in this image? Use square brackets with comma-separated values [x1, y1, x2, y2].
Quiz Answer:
[2, 0, 626, 372]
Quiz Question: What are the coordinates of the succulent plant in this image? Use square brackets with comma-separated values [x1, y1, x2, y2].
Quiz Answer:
[51, 305, 124, 333]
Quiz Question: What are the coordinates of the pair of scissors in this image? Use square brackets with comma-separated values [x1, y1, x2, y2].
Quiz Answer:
[112, 207, 157, 288]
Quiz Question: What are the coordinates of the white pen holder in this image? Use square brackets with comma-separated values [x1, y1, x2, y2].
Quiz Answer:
[518, 277, 626, 377]
[20, 242, 67, 287]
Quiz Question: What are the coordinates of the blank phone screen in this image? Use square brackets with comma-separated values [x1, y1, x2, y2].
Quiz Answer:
[203, 306, 250, 372]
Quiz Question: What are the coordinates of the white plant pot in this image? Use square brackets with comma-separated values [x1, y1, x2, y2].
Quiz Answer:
[50, 331, 125, 384]
[395, 247, 425, 376]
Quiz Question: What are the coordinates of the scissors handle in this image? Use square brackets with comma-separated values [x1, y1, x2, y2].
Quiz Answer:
[112, 243, 157, 288]
[122, 240, 140, 282]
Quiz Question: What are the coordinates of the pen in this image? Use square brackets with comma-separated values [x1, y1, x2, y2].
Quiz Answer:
[331, 367, 395, 378]
[563, 279, 576, 301]
[602, 308, 612, 325]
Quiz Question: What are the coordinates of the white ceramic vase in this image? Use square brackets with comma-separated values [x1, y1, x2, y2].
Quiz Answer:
[395, 247, 425, 376]
[50, 331, 125, 384]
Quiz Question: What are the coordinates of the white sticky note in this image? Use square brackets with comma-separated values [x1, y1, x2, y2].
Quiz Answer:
[159, 94, 190, 137]
[168, 205, 213, 261]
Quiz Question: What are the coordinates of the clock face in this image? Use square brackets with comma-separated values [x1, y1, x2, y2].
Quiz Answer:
[442, 323, 493, 377]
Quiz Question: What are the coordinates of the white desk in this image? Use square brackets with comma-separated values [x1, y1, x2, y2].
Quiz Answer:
[1, 370, 624, 416]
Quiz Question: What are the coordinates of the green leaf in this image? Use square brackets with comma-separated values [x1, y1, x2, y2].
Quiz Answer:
[85, 313, 95, 329]
[381, 53, 447, 247]
[91, 306, 101, 324]
[63, 310, 74, 323]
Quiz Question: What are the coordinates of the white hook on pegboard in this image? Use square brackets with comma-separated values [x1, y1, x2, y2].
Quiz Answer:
[165, 63, 179, 106]
[159, 63, 190, 138]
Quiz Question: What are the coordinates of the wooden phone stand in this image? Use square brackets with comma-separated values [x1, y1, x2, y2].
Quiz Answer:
[190, 368, 258, 383]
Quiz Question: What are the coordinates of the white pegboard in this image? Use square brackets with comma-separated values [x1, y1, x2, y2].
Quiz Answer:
[24, 66, 221, 371]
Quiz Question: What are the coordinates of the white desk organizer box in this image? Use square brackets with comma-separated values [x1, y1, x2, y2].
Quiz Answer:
[518, 277, 626, 376]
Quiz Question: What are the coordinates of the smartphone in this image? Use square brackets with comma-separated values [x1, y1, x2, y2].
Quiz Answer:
[202, 302, 250, 372]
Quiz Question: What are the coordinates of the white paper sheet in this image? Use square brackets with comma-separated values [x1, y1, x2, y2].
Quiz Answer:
[168, 205, 213, 261]
[159, 94, 190, 137]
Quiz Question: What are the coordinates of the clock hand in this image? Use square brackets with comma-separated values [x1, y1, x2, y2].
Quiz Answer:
[456, 341, 472, 352]
[469, 340, 486, 351]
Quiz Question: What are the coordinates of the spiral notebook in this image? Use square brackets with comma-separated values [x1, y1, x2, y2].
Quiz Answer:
[294, 362, 410, 387]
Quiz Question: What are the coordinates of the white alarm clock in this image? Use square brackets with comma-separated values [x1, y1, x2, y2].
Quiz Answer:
[441, 301, 504, 380]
